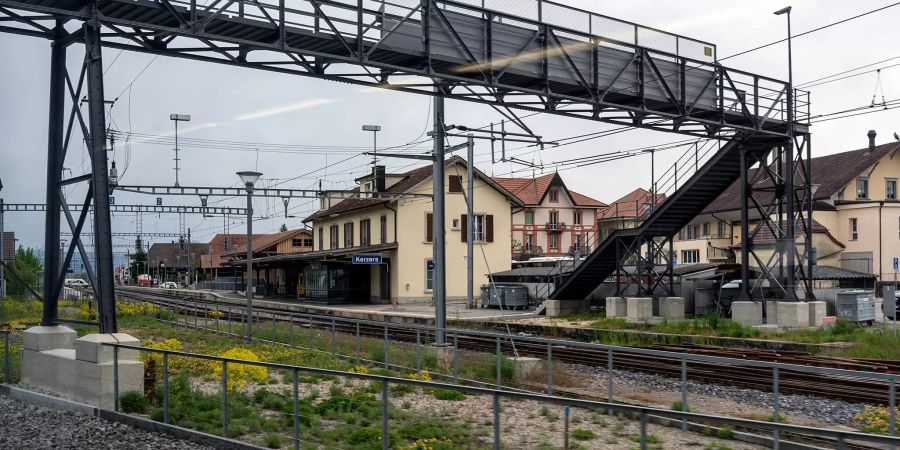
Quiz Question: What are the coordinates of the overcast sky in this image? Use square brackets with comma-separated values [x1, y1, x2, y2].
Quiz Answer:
[2, 0, 899, 252]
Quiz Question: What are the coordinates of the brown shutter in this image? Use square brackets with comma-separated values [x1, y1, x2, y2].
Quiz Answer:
[460, 214, 467, 242]
[449, 175, 462, 193]
[426, 213, 433, 243]
[486, 214, 494, 242]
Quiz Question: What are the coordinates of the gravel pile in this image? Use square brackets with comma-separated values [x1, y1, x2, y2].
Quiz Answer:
[574, 364, 867, 425]
[0, 395, 213, 450]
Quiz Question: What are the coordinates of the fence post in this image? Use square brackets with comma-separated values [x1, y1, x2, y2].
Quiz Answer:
[355, 322, 360, 362]
[293, 368, 300, 450]
[891, 379, 896, 447]
[383, 325, 389, 369]
[215, 305, 220, 333]
[773, 366, 780, 450]
[415, 328, 421, 371]
[222, 360, 229, 437]
[309, 318, 314, 351]
[289, 315, 294, 344]
[381, 379, 389, 450]
[272, 314, 277, 341]
[563, 405, 570, 449]
[681, 356, 688, 431]
[607, 349, 614, 415]
[453, 333, 459, 381]
[639, 410, 647, 450]
[113, 346, 120, 412]
[495, 336, 501, 388]
[331, 318, 336, 355]
[492, 391, 501, 450]
[163, 353, 169, 424]
[3, 331, 9, 384]
[547, 342, 553, 395]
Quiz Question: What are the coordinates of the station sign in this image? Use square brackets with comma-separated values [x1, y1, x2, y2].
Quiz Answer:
[352, 254, 382, 264]
[894, 257, 898, 272]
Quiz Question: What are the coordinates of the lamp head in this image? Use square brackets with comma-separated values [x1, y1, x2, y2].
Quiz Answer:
[774, 6, 792, 15]
[237, 171, 262, 188]
[170, 114, 191, 122]
[362, 125, 381, 132]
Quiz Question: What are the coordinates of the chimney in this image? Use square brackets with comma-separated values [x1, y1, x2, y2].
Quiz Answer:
[867, 130, 877, 154]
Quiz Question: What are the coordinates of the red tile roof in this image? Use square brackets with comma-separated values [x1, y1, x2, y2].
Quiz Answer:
[201, 233, 254, 269]
[743, 219, 843, 247]
[600, 188, 665, 219]
[493, 172, 606, 207]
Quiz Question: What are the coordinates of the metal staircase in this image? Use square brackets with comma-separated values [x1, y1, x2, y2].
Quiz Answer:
[550, 133, 784, 300]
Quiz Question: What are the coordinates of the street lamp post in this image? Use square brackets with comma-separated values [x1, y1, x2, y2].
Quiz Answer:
[170, 114, 191, 187]
[362, 125, 381, 183]
[237, 170, 262, 341]
[774, 6, 796, 299]
[0, 178, 5, 299]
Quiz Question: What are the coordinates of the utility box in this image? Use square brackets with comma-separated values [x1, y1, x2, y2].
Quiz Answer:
[481, 284, 529, 309]
[883, 285, 897, 320]
[836, 290, 876, 324]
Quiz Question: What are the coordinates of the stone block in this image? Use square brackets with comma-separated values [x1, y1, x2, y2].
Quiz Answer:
[659, 297, 685, 319]
[509, 356, 544, 382]
[776, 301, 810, 329]
[808, 301, 826, 327]
[75, 333, 141, 363]
[765, 301, 779, 325]
[22, 326, 77, 352]
[626, 297, 652, 321]
[605, 297, 627, 317]
[545, 299, 589, 317]
[432, 344, 454, 371]
[731, 301, 763, 326]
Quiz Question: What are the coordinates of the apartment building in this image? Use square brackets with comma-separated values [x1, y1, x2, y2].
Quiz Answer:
[673, 131, 900, 280]
[493, 172, 605, 260]
[597, 188, 665, 239]
[272, 156, 523, 304]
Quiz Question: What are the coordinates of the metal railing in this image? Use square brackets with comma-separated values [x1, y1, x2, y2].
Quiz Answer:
[118, 293, 900, 450]
[103, 339, 900, 450]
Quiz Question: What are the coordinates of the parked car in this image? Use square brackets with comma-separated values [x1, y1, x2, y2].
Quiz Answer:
[64, 279, 90, 288]
[160, 282, 179, 289]
[137, 274, 151, 287]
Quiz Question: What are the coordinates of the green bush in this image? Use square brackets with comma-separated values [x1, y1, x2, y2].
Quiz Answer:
[571, 428, 597, 441]
[120, 391, 150, 414]
[671, 400, 691, 412]
[263, 432, 284, 449]
[717, 426, 735, 439]
[432, 389, 466, 401]
[346, 427, 382, 446]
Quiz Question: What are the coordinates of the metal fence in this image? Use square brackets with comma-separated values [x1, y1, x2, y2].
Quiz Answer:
[103, 341, 900, 450]
[120, 294, 900, 449]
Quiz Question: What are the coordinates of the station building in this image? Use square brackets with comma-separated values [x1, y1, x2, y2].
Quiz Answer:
[240, 156, 521, 305]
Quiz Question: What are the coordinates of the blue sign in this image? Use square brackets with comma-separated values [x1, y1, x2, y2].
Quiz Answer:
[352, 254, 383, 264]
[108, 196, 115, 205]
[427, 260, 435, 270]
[156, 197, 163, 206]
[894, 257, 898, 272]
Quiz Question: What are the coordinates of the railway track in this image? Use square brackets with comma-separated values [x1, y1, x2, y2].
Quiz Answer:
[112, 286, 896, 406]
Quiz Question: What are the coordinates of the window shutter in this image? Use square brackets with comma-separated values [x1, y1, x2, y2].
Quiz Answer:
[486, 215, 494, 242]
[426, 213, 433, 243]
[460, 214, 467, 242]
[449, 175, 462, 193]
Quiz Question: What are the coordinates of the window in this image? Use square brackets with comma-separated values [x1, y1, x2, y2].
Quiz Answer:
[451, 218, 460, 230]
[681, 249, 700, 264]
[574, 234, 583, 251]
[686, 225, 698, 240]
[318, 227, 324, 250]
[425, 213, 433, 243]
[360, 218, 371, 247]
[573, 211, 582, 225]
[425, 260, 434, 291]
[329, 225, 339, 249]
[549, 189, 559, 203]
[292, 238, 304, 247]
[887, 179, 897, 200]
[449, 175, 463, 193]
[549, 211, 559, 225]
[343, 222, 354, 248]
[857, 177, 869, 199]
[525, 211, 534, 225]
[525, 233, 534, 251]
[702, 223, 710, 237]
[460, 214, 493, 243]
[849, 218, 858, 240]
[678, 228, 685, 241]
[549, 233, 559, 249]
[380, 215, 387, 244]
[303, 238, 313, 247]
[717, 221, 726, 238]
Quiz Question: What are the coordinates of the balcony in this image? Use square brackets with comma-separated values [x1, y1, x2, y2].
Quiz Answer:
[545, 222, 567, 231]
[514, 245, 544, 261]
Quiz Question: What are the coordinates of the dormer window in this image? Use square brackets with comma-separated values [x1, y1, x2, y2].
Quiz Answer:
[549, 190, 559, 203]
[857, 177, 869, 199]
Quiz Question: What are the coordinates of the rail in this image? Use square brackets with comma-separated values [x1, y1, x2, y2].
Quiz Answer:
[103, 340, 900, 450]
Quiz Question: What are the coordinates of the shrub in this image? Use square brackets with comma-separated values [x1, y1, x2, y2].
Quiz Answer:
[571, 428, 597, 441]
[432, 389, 466, 401]
[214, 347, 268, 390]
[120, 391, 150, 414]
[855, 406, 897, 434]
[403, 438, 454, 450]
[705, 443, 733, 450]
[671, 400, 691, 412]
[346, 427, 382, 446]
[262, 432, 284, 449]
[717, 426, 735, 439]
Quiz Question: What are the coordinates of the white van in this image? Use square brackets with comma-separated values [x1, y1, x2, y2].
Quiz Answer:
[64, 279, 90, 288]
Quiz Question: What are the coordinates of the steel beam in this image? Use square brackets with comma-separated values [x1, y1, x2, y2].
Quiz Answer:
[2, 203, 248, 215]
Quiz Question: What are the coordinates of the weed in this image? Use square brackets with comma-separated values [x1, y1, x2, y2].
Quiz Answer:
[629, 434, 663, 444]
[571, 428, 597, 441]
[705, 443, 734, 450]
[120, 391, 150, 414]
[262, 432, 284, 449]
[671, 400, 691, 412]
[539, 405, 560, 422]
[717, 426, 735, 439]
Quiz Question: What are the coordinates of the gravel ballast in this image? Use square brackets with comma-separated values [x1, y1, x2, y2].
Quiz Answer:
[0, 395, 213, 450]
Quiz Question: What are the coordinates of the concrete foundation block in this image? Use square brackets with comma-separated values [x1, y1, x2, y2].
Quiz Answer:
[75, 333, 141, 363]
[432, 344, 454, 371]
[776, 301, 810, 328]
[731, 301, 763, 326]
[626, 297, 652, 321]
[545, 299, 589, 317]
[808, 301, 826, 327]
[765, 301, 779, 325]
[605, 297, 627, 317]
[510, 356, 544, 382]
[659, 297, 685, 319]
[23, 326, 77, 352]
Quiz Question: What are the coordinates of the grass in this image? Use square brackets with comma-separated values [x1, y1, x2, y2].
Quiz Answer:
[671, 400, 691, 412]
[571, 428, 597, 441]
[539, 405, 560, 422]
